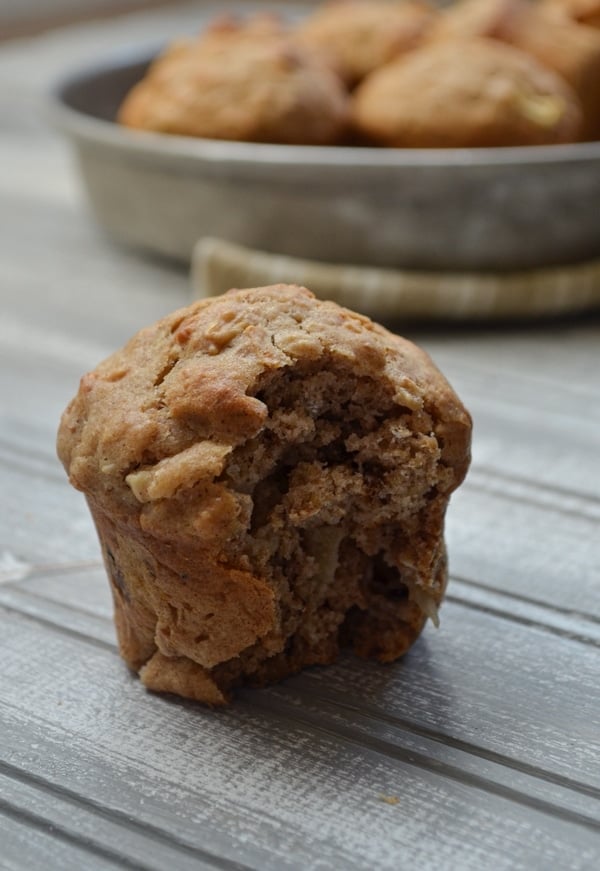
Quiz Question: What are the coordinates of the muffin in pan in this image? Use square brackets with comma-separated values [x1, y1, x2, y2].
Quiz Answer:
[118, 16, 349, 145]
[352, 38, 582, 148]
[295, 0, 436, 87]
[543, 0, 600, 29]
[428, 0, 528, 43]
[431, 0, 600, 139]
[57, 286, 471, 705]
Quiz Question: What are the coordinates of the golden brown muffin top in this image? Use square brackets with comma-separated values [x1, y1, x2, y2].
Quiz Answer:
[428, 0, 528, 44]
[118, 17, 349, 145]
[296, 0, 435, 86]
[352, 37, 582, 147]
[543, 0, 600, 28]
[429, 0, 600, 139]
[57, 285, 471, 516]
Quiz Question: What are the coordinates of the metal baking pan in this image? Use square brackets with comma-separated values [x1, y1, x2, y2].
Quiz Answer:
[50, 50, 600, 271]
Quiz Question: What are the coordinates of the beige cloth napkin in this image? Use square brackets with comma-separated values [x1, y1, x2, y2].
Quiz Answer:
[192, 237, 600, 320]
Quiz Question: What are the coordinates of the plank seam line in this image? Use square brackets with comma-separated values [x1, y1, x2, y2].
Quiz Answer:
[464, 479, 599, 524]
[0, 762, 253, 871]
[442, 362, 600, 406]
[23, 560, 104, 577]
[0, 584, 113, 623]
[2, 559, 104, 585]
[5, 572, 599, 660]
[244, 700, 600, 833]
[283, 689, 600, 801]
[451, 574, 600, 627]
[0, 450, 64, 484]
[0, 436, 64, 484]
[0, 602, 117, 653]
[431, 354, 600, 399]
[445, 594, 600, 648]
[0, 433, 57, 467]
[3, 598, 600, 769]
[470, 464, 600, 508]
[2, 599, 599, 803]
[0, 701, 364, 871]
[0, 796, 155, 871]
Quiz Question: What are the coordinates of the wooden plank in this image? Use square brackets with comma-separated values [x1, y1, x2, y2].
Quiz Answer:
[0, 770, 226, 871]
[0, 811, 125, 871]
[0, 193, 188, 352]
[2, 569, 599, 794]
[437, 354, 600, 426]
[1, 608, 598, 871]
[0, 583, 115, 647]
[15, 564, 112, 616]
[289, 607, 600, 792]
[426, 356, 600, 503]
[447, 484, 600, 618]
[465, 465, 600, 523]
[248, 685, 600, 826]
[449, 580, 600, 647]
[424, 326, 600, 398]
[466, 403, 598, 503]
[0, 461, 98, 568]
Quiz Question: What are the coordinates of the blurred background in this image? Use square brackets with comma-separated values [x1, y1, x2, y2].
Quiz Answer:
[0, 0, 319, 39]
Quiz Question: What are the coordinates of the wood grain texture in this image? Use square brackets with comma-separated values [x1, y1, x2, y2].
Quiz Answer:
[0, 811, 126, 871]
[2, 569, 599, 795]
[0, 3, 599, 869]
[1, 607, 599, 870]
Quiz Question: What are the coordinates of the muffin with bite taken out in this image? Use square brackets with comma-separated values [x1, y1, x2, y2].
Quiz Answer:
[57, 285, 471, 705]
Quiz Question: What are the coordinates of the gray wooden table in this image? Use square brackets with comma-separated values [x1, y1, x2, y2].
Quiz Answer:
[1, 4, 599, 870]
